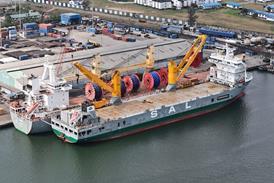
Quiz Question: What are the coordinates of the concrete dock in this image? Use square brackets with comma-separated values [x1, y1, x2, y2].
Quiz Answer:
[0, 104, 12, 128]
[244, 55, 268, 70]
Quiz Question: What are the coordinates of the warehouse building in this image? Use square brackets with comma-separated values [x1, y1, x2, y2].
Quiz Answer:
[199, 2, 222, 9]
[247, 9, 274, 22]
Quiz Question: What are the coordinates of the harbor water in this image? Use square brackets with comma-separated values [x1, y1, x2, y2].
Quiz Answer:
[1, 71, 274, 183]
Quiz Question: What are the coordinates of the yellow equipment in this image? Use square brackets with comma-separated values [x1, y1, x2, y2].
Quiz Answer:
[91, 54, 102, 76]
[167, 35, 207, 91]
[93, 98, 108, 109]
[88, 39, 101, 47]
[73, 62, 122, 105]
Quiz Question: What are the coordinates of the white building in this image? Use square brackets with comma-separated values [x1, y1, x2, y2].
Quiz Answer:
[135, 0, 173, 9]
[172, 0, 183, 9]
[135, 0, 221, 9]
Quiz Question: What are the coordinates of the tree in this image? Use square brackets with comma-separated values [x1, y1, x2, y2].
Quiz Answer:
[252, 13, 258, 19]
[2, 15, 14, 27]
[188, 4, 198, 28]
[82, 0, 90, 10]
[241, 8, 248, 15]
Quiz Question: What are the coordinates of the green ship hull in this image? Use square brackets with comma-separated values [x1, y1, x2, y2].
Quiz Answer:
[53, 92, 244, 143]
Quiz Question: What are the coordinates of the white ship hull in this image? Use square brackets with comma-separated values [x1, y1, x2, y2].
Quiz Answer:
[10, 110, 51, 135]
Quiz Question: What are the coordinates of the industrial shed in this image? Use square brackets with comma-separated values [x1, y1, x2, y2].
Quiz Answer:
[226, 2, 241, 9]
[199, 2, 222, 10]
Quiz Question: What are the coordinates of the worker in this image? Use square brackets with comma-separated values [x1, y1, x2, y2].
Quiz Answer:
[75, 74, 79, 84]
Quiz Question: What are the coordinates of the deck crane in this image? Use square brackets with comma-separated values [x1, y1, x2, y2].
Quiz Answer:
[74, 62, 122, 106]
[166, 35, 207, 91]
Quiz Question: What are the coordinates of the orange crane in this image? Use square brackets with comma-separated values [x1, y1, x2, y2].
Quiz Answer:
[56, 47, 65, 77]
[73, 62, 122, 107]
[166, 35, 207, 91]
[56, 28, 72, 77]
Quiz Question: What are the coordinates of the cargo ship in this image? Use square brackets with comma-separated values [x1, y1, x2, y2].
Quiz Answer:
[9, 63, 72, 134]
[50, 37, 253, 143]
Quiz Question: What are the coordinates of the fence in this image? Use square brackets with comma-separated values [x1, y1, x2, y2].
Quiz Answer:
[26, 0, 185, 25]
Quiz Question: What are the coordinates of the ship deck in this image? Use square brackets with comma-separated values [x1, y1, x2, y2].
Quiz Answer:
[96, 82, 229, 121]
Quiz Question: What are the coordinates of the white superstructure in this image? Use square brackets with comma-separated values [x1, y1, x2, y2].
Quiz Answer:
[208, 45, 252, 87]
[10, 63, 72, 134]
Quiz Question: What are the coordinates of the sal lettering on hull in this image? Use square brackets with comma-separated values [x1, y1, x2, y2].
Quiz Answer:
[186, 102, 191, 109]
[150, 106, 177, 118]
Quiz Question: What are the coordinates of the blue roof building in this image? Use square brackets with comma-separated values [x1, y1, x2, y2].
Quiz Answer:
[247, 9, 274, 22]
[226, 2, 241, 9]
[199, 2, 222, 10]
[265, 4, 274, 13]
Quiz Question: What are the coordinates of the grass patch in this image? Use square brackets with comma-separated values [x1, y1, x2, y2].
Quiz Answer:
[222, 9, 240, 16]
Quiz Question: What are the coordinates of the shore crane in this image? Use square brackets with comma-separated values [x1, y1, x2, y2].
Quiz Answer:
[166, 35, 207, 91]
[74, 62, 122, 107]
[90, 45, 155, 77]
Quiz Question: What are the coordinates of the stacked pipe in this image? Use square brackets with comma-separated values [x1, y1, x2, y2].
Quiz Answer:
[142, 68, 168, 91]
[123, 74, 140, 93]
[143, 71, 161, 91]
[157, 68, 168, 87]
[120, 81, 127, 97]
[85, 83, 103, 101]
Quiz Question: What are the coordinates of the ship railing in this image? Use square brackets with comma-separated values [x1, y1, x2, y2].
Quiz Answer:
[10, 105, 26, 111]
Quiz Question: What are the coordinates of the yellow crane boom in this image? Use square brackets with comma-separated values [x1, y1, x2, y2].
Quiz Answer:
[167, 35, 207, 90]
[73, 62, 121, 98]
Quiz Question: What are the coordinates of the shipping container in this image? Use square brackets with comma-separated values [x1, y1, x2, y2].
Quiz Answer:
[199, 27, 236, 38]
[106, 22, 113, 28]
[167, 25, 183, 34]
[60, 13, 82, 25]
[8, 29, 17, 40]
[18, 54, 29, 61]
[169, 33, 179, 39]
[23, 23, 38, 31]
[127, 37, 136, 42]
